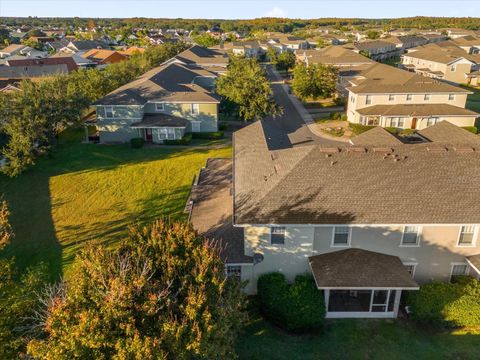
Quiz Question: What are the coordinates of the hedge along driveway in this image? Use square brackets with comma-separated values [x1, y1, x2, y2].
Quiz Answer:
[0, 128, 232, 278]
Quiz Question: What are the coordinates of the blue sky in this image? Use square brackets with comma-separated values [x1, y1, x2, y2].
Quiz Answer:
[0, 1, 479, 19]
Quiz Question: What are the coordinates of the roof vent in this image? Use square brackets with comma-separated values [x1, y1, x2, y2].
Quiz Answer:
[427, 146, 448, 153]
[319, 147, 340, 153]
[347, 147, 367, 153]
[373, 147, 393, 153]
[453, 146, 475, 154]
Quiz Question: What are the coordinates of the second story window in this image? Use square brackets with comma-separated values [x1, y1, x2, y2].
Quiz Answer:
[448, 94, 455, 101]
[365, 95, 372, 105]
[458, 225, 476, 246]
[406, 94, 413, 101]
[403, 263, 417, 277]
[105, 106, 114, 118]
[388, 94, 395, 101]
[450, 263, 469, 282]
[424, 94, 431, 101]
[401, 226, 420, 246]
[332, 226, 350, 247]
[451, 64, 456, 72]
[271, 227, 285, 245]
[191, 103, 200, 115]
[155, 103, 164, 112]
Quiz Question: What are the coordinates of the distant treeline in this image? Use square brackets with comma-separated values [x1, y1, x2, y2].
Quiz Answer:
[1, 16, 479, 32]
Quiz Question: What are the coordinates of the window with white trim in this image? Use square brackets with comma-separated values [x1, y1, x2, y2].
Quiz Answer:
[458, 225, 476, 246]
[451, 64, 456, 72]
[406, 94, 413, 101]
[104, 106, 114, 118]
[365, 95, 372, 105]
[155, 103, 164, 111]
[271, 227, 285, 245]
[424, 94, 431, 101]
[426, 117, 439, 127]
[450, 263, 469, 281]
[448, 94, 455, 101]
[403, 263, 417, 277]
[225, 265, 242, 279]
[388, 94, 395, 101]
[191, 103, 200, 115]
[390, 117, 405, 128]
[401, 226, 420, 246]
[332, 226, 350, 247]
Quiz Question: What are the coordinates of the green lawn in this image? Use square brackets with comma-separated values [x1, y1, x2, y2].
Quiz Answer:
[237, 313, 480, 360]
[466, 86, 480, 113]
[0, 128, 231, 278]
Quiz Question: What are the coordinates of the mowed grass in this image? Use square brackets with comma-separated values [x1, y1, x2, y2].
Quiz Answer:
[0, 128, 231, 278]
[237, 313, 480, 360]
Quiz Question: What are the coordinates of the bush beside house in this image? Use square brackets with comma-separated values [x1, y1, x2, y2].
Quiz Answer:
[130, 137, 145, 148]
[257, 272, 325, 333]
[408, 276, 480, 328]
[164, 133, 193, 145]
[191, 131, 224, 140]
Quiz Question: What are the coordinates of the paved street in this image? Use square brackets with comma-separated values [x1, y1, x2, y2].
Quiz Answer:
[264, 65, 341, 148]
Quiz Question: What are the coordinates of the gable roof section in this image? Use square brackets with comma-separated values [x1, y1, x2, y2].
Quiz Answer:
[234, 121, 480, 225]
[94, 62, 220, 106]
[6, 57, 78, 72]
[173, 45, 228, 67]
[350, 126, 403, 146]
[356, 103, 478, 117]
[301, 46, 374, 66]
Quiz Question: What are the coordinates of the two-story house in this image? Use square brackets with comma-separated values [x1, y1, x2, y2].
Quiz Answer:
[93, 62, 220, 144]
[401, 41, 480, 84]
[190, 120, 480, 319]
[346, 40, 400, 61]
[166, 45, 229, 74]
[346, 63, 478, 129]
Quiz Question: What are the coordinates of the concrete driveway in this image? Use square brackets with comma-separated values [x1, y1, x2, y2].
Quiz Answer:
[264, 65, 342, 148]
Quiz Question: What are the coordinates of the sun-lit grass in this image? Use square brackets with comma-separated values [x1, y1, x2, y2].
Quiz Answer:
[237, 312, 480, 360]
[0, 128, 231, 278]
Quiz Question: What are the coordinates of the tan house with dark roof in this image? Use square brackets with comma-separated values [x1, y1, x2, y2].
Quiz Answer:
[346, 63, 478, 129]
[194, 120, 480, 318]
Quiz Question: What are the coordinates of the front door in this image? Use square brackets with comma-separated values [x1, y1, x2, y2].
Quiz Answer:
[145, 128, 153, 142]
[411, 118, 417, 129]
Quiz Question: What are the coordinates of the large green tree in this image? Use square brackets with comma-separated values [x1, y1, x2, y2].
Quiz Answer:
[27, 219, 246, 360]
[274, 51, 296, 75]
[216, 56, 282, 121]
[291, 63, 338, 101]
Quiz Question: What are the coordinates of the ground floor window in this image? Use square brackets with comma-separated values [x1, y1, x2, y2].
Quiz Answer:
[158, 128, 177, 140]
[388, 117, 405, 128]
[426, 117, 440, 127]
[450, 263, 469, 281]
[328, 289, 397, 313]
[225, 265, 242, 279]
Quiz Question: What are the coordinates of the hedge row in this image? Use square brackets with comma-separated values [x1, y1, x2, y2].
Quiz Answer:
[408, 275, 480, 328]
[164, 133, 193, 145]
[257, 272, 325, 333]
[191, 131, 224, 140]
[462, 126, 478, 134]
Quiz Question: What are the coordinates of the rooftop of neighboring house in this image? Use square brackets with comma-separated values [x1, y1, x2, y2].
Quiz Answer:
[350, 40, 396, 51]
[0, 44, 26, 54]
[0, 63, 70, 78]
[405, 41, 480, 64]
[356, 103, 478, 117]
[81, 49, 127, 63]
[173, 45, 229, 67]
[298, 46, 375, 66]
[233, 120, 480, 225]
[384, 35, 427, 45]
[5, 57, 78, 72]
[94, 62, 220, 106]
[68, 40, 109, 51]
[452, 35, 480, 47]
[119, 46, 146, 56]
[232, 40, 262, 49]
[49, 52, 96, 66]
[347, 62, 471, 94]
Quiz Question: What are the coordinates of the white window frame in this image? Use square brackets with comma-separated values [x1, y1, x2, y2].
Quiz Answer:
[448, 94, 455, 101]
[104, 106, 114, 118]
[365, 95, 372, 105]
[424, 94, 431, 101]
[388, 94, 395, 101]
[191, 121, 201, 132]
[406, 94, 413, 101]
[158, 128, 168, 140]
[400, 225, 422, 247]
[155, 103, 165, 112]
[270, 226, 286, 245]
[403, 262, 418, 277]
[450, 262, 469, 282]
[451, 64, 456, 72]
[225, 265, 242, 279]
[191, 103, 200, 115]
[331, 226, 352, 248]
[457, 225, 477, 247]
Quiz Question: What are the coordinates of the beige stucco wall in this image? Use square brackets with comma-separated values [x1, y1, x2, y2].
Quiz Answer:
[402, 55, 474, 84]
[241, 224, 480, 294]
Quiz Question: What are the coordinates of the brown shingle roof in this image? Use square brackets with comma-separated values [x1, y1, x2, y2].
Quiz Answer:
[356, 103, 478, 117]
[6, 57, 78, 72]
[233, 121, 480, 225]
[300, 46, 374, 66]
[350, 126, 403, 146]
[309, 249, 419, 289]
[467, 254, 480, 273]
[174, 45, 228, 66]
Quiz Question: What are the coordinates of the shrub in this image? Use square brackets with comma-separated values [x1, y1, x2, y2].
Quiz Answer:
[462, 126, 478, 134]
[257, 273, 325, 333]
[218, 123, 228, 131]
[191, 131, 224, 140]
[408, 276, 480, 328]
[130, 137, 144, 149]
[349, 122, 375, 135]
[164, 133, 192, 145]
[329, 112, 342, 120]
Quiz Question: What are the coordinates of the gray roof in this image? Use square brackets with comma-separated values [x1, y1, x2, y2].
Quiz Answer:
[94, 62, 220, 106]
[356, 103, 478, 117]
[309, 249, 419, 289]
[174, 45, 228, 66]
[131, 114, 189, 128]
[467, 254, 480, 273]
[190, 158, 252, 264]
[69, 40, 108, 51]
[0, 63, 69, 78]
[233, 121, 480, 225]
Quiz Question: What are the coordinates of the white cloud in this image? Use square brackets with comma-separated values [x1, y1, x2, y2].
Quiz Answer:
[265, 6, 286, 18]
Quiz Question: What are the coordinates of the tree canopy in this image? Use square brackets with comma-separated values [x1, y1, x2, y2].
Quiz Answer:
[216, 56, 282, 121]
[26, 219, 246, 360]
[291, 63, 338, 101]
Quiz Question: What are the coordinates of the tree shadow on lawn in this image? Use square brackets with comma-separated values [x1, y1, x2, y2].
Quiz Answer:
[0, 128, 229, 279]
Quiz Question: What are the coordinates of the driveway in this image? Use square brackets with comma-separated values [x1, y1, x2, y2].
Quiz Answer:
[264, 65, 341, 148]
